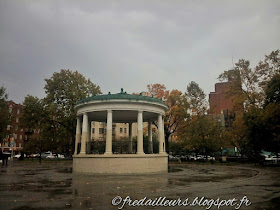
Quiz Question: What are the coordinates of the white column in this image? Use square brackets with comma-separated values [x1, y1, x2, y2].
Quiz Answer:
[87, 120, 91, 154]
[158, 114, 164, 154]
[129, 123, 133, 153]
[162, 117, 165, 153]
[105, 110, 113, 155]
[74, 116, 81, 155]
[80, 113, 88, 154]
[88, 121, 91, 142]
[148, 121, 153, 153]
[137, 111, 144, 154]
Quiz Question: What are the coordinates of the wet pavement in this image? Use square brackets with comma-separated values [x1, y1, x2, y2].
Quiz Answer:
[0, 161, 279, 209]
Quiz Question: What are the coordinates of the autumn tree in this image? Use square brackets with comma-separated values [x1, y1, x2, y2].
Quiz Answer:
[223, 114, 249, 157]
[145, 84, 189, 154]
[256, 50, 280, 92]
[185, 81, 208, 115]
[21, 96, 44, 132]
[262, 73, 280, 159]
[218, 49, 279, 110]
[21, 95, 46, 161]
[147, 84, 166, 99]
[22, 70, 101, 156]
[179, 81, 221, 156]
[164, 89, 189, 154]
[242, 73, 280, 163]
[218, 61, 259, 111]
[218, 50, 280, 162]
[264, 73, 280, 105]
[44, 69, 102, 154]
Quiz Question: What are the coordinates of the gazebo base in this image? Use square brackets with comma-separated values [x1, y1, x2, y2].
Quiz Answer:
[73, 154, 168, 174]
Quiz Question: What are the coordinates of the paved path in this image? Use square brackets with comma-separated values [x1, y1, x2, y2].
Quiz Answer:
[0, 161, 279, 209]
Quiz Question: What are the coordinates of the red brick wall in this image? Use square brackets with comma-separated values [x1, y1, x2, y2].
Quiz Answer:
[6, 101, 26, 149]
[209, 82, 235, 114]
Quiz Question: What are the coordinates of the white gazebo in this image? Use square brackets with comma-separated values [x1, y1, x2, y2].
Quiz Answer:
[73, 89, 169, 174]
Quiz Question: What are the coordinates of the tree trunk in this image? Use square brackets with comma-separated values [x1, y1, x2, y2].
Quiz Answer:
[165, 132, 170, 154]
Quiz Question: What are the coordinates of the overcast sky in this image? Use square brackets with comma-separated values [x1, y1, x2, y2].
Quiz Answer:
[0, 0, 279, 103]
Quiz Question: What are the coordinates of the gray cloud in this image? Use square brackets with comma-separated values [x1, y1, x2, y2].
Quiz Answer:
[0, 0, 279, 103]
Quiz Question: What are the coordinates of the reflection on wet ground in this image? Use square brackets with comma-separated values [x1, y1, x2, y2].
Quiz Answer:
[0, 161, 279, 209]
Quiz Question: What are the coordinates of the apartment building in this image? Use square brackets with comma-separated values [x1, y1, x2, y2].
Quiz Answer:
[90, 121, 157, 141]
[1, 101, 26, 152]
[209, 81, 239, 127]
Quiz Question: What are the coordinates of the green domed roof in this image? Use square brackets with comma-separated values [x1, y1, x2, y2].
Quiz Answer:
[77, 88, 166, 105]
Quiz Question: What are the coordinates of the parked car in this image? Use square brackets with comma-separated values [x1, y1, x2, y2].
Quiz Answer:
[46, 153, 65, 159]
[57, 154, 65, 159]
[196, 155, 204, 161]
[188, 155, 197, 161]
[41, 151, 52, 158]
[265, 155, 280, 164]
[175, 155, 181, 160]
[14, 154, 21, 159]
[204, 155, 215, 161]
[168, 155, 179, 161]
[46, 155, 55, 159]
[14, 153, 26, 159]
[30, 153, 40, 158]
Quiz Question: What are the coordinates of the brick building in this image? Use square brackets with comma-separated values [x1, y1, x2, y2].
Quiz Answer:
[209, 82, 236, 127]
[1, 101, 26, 152]
[209, 82, 237, 114]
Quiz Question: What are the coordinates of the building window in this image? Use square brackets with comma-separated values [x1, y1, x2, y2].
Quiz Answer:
[7, 125, 10, 130]
[99, 128, 104, 134]
[15, 126, 18, 131]
[16, 118, 19, 123]
[92, 128, 95, 133]
[19, 143, 22, 147]
[21, 129, 23, 132]
[9, 106, 12, 113]
[120, 128, 123, 133]
[14, 134, 17, 140]
[124, 128, 127, 133]
[20, 135, 22, 140]
[17, 108, 20, 115]
[25, 136, 27, 140]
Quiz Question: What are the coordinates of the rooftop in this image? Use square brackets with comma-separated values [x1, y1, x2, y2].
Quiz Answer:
[77, 88, 166, 105]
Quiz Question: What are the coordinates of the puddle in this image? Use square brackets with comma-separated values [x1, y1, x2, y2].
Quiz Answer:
[270, 197, 280, 208]
[1, 162, 277, 210]
[47, 188, 73, 199]
[57, 167, 72, 174]
[12, 206, 35, 210]
[168, 166, 183, 173]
